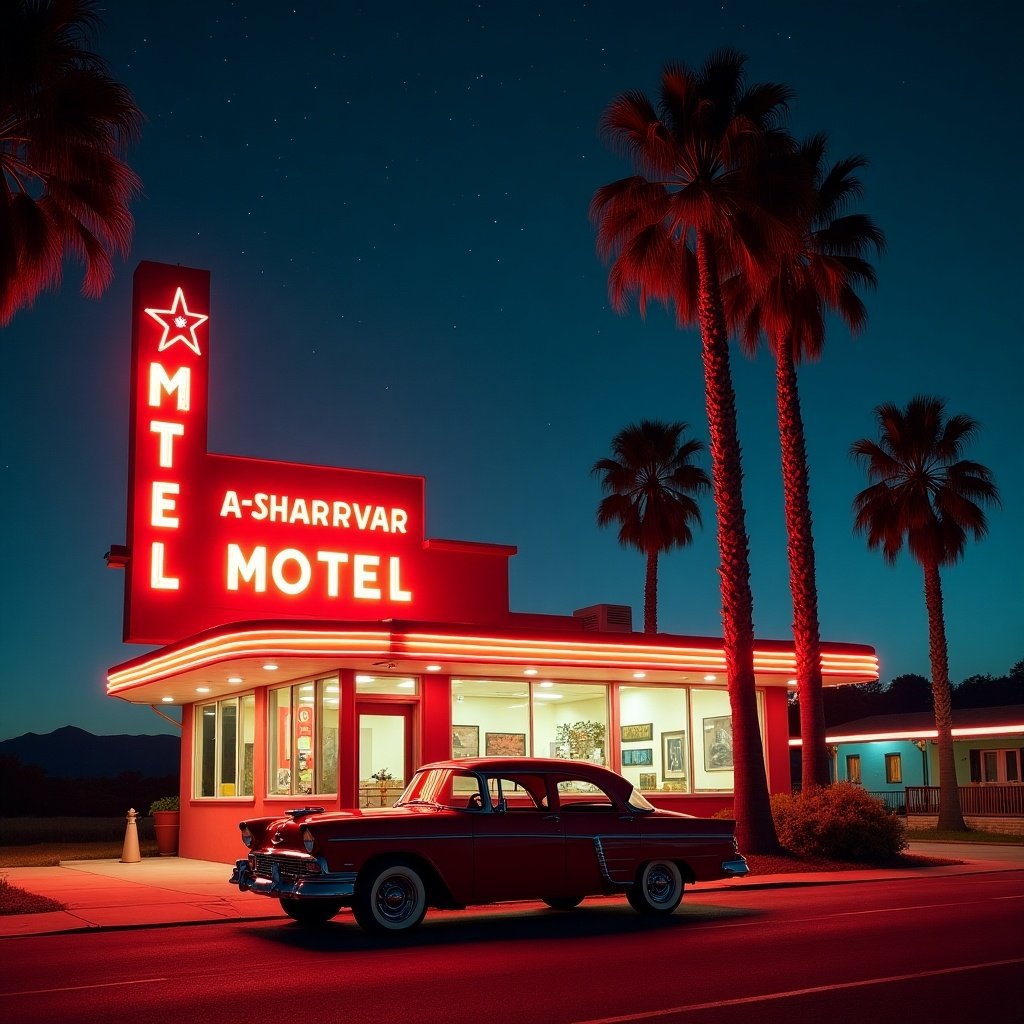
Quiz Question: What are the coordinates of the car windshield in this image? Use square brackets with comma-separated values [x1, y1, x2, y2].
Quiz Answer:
[396, 768, 481, 810]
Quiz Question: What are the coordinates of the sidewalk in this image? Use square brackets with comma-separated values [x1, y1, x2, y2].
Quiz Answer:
[3, 842, 1021, 939]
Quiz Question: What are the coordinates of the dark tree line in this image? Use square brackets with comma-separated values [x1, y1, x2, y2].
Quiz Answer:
[788, 659, 1022, 733]
[0, 756, 178, 817]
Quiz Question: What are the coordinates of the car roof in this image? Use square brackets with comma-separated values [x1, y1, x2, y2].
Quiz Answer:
[419, 757, 633, 798]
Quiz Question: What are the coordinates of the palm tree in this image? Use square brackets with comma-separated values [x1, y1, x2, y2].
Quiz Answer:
[0, 0, 142, 325]
[593, 420, 710, 633]
[591, 49, 798, 852]
[851, 396, 1000, 831]
[725, 135, 885, 790]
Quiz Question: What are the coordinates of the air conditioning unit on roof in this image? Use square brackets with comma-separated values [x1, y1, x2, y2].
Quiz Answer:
[572, 604, 633, 633]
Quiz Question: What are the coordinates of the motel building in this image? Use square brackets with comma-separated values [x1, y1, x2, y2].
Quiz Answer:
[106, 261, 880, 863]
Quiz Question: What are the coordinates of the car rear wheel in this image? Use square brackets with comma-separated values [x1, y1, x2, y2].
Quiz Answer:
[279, 897, 342, 926]
[626, 860, 684, 915]
[542, 896, 584, 910]
[353, 859, 428, 934]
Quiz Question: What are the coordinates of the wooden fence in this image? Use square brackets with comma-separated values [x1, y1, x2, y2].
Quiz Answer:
[905, 785, 1024, 817]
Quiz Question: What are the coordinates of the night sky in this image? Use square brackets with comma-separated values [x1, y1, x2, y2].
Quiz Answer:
[2, 1, 1020, 740]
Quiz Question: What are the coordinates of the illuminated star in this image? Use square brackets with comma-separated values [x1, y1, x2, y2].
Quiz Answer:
[144, 287, 209, 355]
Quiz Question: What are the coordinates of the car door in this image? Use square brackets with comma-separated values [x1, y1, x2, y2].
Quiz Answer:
[471, 773, 565, 903]
[556, 776, 641, 892]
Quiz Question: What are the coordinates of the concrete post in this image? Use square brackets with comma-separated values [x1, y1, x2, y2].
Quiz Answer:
[120, 807, 141, 863]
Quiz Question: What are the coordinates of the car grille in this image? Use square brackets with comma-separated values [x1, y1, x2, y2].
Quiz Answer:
[250, 853, 319, 880]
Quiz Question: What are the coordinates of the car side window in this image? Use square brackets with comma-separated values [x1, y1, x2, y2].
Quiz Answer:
[555, 778, 615, 811]
[485, 775, 546, 811]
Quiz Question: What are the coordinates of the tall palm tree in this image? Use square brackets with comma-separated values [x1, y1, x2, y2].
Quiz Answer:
[851, 396, 1000, 831]
[591, 49, 798, 852]
[593, 420, 710, 634]
[725, 135, 885, 790]
[0, 0, 142, 325]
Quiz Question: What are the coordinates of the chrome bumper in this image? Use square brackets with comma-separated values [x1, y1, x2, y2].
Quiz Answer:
[231, 858, 357, 900]
[721, 856, 750, 877]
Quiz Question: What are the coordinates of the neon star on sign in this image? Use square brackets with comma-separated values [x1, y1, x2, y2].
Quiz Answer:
[145, 287, 208, 355]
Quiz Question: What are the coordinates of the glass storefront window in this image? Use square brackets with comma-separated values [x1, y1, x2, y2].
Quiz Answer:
[534, 682, 608, 764]
[449, 679, 608, 764]
[618, 686, 689, 793]
[449, 678, 764, 796]
[268, 675, 339, 796]
[450, 678, 530, 758]
[194, 693, 255, 798]
[690, 688, 735, 793]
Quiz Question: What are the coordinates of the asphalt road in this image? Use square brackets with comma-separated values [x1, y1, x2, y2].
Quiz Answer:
[2, 872, 1021, 1024]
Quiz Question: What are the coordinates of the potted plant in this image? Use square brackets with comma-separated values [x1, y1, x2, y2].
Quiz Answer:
[149, 796, 180, 856]
[370, 769, 394, 807]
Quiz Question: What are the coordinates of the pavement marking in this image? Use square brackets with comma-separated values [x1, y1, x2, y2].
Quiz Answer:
[3, 978, 168, 998]
[572, 958, 1024, 1024]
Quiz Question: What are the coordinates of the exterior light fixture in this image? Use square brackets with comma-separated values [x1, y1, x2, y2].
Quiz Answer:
[523, 668, 538, 676]
[161, 696, 174, 703]
[425, 664, 442, 672]
[227, 676, 243, 684]
[703, 674, 717, 682]
[196, 686, 211, 693]
[263, 662, 279, 671]
[632, 672, 646, 679]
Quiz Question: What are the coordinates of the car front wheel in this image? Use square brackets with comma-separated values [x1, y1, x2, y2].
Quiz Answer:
[279, 897, 342, 926]
[353, 860, 428, 934]
[627, 860, 684, 915]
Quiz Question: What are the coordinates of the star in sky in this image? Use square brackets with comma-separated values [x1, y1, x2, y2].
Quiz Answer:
[144, 287, 209, 355]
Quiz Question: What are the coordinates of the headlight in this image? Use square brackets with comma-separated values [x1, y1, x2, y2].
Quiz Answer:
[302, 827, 315, 853]
[240, 826, 253, 848]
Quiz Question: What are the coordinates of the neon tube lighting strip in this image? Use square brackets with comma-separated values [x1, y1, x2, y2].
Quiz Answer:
[108, 626, 878, 693]
[789, 723, 1024, 745]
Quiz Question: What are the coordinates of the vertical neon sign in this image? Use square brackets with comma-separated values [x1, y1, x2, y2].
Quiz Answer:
[124, 262, 210, 641]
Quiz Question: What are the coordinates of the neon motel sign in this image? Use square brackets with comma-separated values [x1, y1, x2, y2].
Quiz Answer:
[120, 262, 514, 645]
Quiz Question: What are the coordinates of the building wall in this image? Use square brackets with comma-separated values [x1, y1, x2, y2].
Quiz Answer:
[834, 740, 924, 790]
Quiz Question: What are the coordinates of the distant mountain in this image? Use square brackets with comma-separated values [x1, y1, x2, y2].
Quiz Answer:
[0, 726, 179, 779]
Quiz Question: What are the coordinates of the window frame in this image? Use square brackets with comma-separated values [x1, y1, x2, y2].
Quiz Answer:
[193, 693, 255, 799]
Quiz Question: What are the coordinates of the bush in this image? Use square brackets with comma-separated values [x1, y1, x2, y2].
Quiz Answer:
[148, 796, 179, 813]
[771, 783, 907, 862]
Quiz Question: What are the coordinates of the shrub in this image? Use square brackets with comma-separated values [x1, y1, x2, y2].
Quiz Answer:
[148, 796, 179, 814]
[771, 783, 907, 862]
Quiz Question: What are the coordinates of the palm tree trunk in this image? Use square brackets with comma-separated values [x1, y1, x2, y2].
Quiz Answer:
[644, 548, 658, 633]
[922, 559, 966, 830]
[695, 231, 779, 854]
[774, 342, 829, 789]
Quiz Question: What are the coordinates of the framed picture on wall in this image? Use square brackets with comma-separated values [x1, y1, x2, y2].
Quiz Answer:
[621, 747, 653, 766]
[661, 730, 687, 780]
[639, 772, 657, 790]
[451, 724, 479, 759]
[703, 715, 734, 770]
[485, 731, 527, 756]
[619, 723, 654, 742]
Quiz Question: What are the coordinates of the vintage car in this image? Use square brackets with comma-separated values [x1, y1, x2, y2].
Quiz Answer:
[230, 757, 748, 933]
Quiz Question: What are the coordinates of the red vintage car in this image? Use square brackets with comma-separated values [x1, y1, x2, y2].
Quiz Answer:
[230, 757, 748, 933]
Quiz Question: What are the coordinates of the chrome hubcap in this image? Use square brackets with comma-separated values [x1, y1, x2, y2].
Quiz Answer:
[376, 875, 416, 921]
[646, 866, 675, 904]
